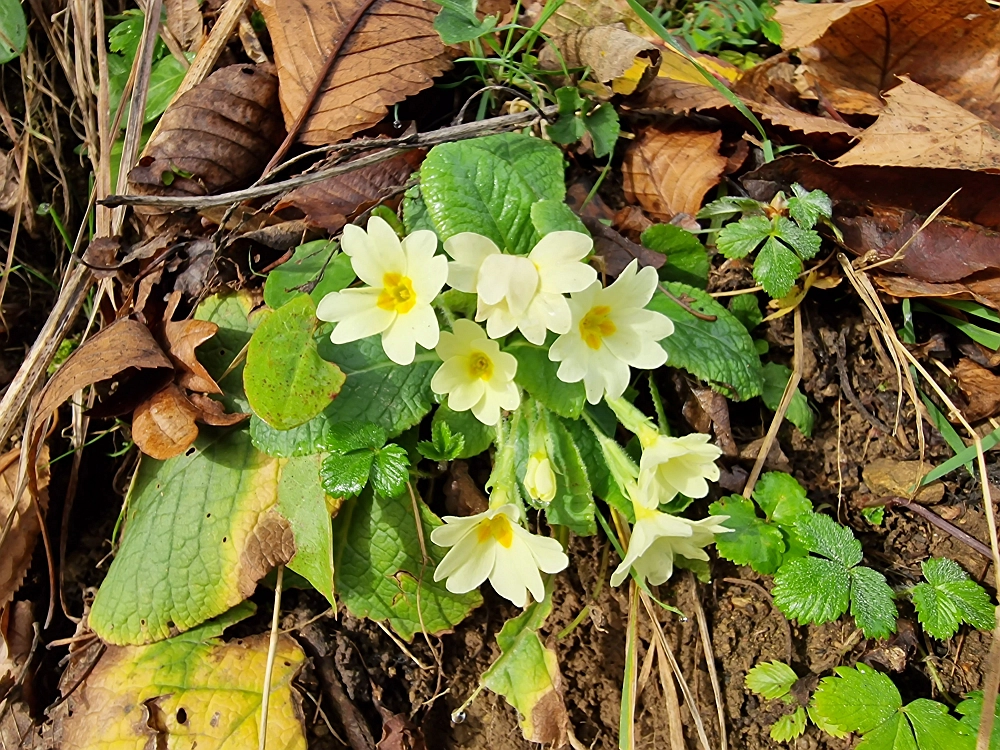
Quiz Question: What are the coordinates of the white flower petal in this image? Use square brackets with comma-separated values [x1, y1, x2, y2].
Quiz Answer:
[329, 304, 396, 344]
[448, 379, 487, 413]
[530, 231, 593, 266]
[402, 229, 439, 267]
[412, 253, 449, 300]
[316, 288, 375, 322]
[445, 233, 502, 293]
[430, 514, 481, 547]
[471, 392, 501, 426]
[381, 318, 417, 365]
[367, 215, 407, 270]
[438, 533, 496, 593]
[431, 358, 470, 396]
[477, 254, 538, 313]
[488, 548, 529, 607]
[527, 292, 572, 336]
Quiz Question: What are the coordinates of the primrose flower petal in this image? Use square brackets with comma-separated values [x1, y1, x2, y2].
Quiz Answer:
[549, 260, 674, 404]
[431, 504, 568, 607]
[610, 502, 731, 587]
[431, 319, 520, 425]
[637, 432, 722, 509]
[317, 216, 446, 366]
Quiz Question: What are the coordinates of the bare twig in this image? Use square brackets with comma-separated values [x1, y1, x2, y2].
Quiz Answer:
[259, 565, 284, 750]
[689, 572, 726, 750]
[882, 496, 994, 563]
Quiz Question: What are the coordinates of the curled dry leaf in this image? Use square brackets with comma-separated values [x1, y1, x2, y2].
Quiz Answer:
[952, 359, 1000, 423]
[164, 318, 222, 394]
[836, 78, 1000, 172]
[132, 384, 201, 460]
[276, 150, 422, 233]
[188, 393, 250, 426]
[164, 0, 203, 52]
[875, 272, 1000, 312]
[629, 77, 732, 116]
[0, 446, 50, 610]
[257, 0, 453, 146]
[581, 215, 664, 277]
[536, 0, 646, 37]
[538, 26, 661, 95]
[622, 127, 726, 222]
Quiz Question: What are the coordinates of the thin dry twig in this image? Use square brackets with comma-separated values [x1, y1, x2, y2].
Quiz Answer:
[654, 636, 687, 750]
[259, 565, 284, 750]
[688, 572, 726, 750]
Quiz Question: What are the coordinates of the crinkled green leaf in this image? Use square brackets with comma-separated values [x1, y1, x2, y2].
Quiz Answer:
[754, 236, 802, 299]
[850, 565, 898, 639]
[245, 295, 345, 430]
[333, 487, 481, 640]
[641, 224, 710, 288]
[318, 336, 437, 437]
[710, 495, 786, 575]
[753, 471, 812, 526]
[507, 339, 586, 418]
[277, 453, 335, 604]
[773, 556, 850, 626]
[761, 361, 815, 436]
[250, 413, 331, 457]
[264, 240, 354, 309]
[583, 102, 620, 158]
[717, 215, 770, 259]
[431, 403, 493, 458]
[913, 557, 996, 638]
[745, 660, 797, 700]
[771, 707, 808, 743]
[729, 294, 763, 331]
[562, 417, 631, 520]
[775, 217, 822, 260]
[421, 133, 565, 252]
[325, 421, 386, 454]
[788, 184, 832, 230]
[543, 416, 596, 536]
[530, 199, 587, 236]
[698, 195, 761, 222]
[402, 184, 436, 235]
[812, 664, 901, 735]
[372, 444, 410, 497]
[796, 512, 862, 567]
[320, 450, 374, 497]
[648, 282, 764, 400]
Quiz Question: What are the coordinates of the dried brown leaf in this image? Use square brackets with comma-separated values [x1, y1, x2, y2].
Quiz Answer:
[189, 393, 249, 426]
[629, 77, 733, 116]
[836, 79, 1000, 172]
[257, 0, 454, 146]
[0, 446, 49, 610]
[164, 319, 222, 394]
[276, 150, 422, 232]
[582, 215, 664, 277]
[536, 0, 646, 37]
[776, 0, 1000, 126]
[133, 384, 201, 460]
[622, 127, 726, 222]
[874, 272, 1000, 312]
[953, 359, 1000, 422]
[539, 26, 661, 95]
[165, 0, 204, 52]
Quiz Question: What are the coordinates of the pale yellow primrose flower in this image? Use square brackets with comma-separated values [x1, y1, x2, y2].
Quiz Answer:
[316, 216, 447, 366]
[524, 452, 557, 503]
[610, 499, 731, 587]
[549, 260, 674, 404]
[431, 504, 569, 607]
[636, 433, 723, 510]
[431, 319, 520, 426]
[443, 231, 597, 345]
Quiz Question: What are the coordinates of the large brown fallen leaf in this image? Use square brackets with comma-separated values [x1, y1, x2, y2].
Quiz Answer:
[536, 0, 646, 37]
[257, 0, 453, 146]
[538, 26, 661, 96]
[836, 78, 1000, 172]
[952, 358, 1000, 422]
[0, 447, 48, 610]
[622, 127, 726, 222]
[875, 272, 1000, 312]
[52, 615, 306, 750]
[775, 0, 1000, 126]
[275, 150, 422, 232]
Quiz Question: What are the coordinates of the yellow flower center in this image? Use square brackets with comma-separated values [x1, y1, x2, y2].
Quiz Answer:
[476, 513, 514, 548]
[579, 305, 616, 350]
[377, 272, 417, 314]
[466, 351, 494, 381]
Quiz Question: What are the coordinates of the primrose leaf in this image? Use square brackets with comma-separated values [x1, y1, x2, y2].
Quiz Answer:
[770, 707, 808, 743]
[276, 453, 335, 604]
[957, 692, 1000, 750]
[648, 282, 764, 400]
[508, 340, 586, 418]
[773, 556, 850, 626]
[481, 594, 568, 744]
[244, 295, 346, 430]
[850, 565, 898, 639]
[812, 664, 901, 735]
[421, 133, 565, 252]
[320, 450, 375, 497]
[562, 417, 631, 520]
[250, 413, 330, 457]
[318, 335, 437, 437]
[796, 512, 863, 567]
[717, 215, 771, 259]
[418, 418, 466, 462]
[788, 184, 832, 230]
[754, 236, 802, 299]
[194, 292, 259, 412]
[761, 362, 815, 437]
[542, 416, 596, 536]
[710, 495, 786, 575]
[775, 217, 822, 260]
[402, 184, 436, 235]
[333, 487, 482, 640]
[264, 240, 355, 309]
[913, 558, 996, 638]
[583, 102, 620, 158]
[530, 200, 587, 236]
[372, 444, 410, 497]
[641, 224, 710, 288]
[728, 294, 763, 331]
[745, 660, 797, 700]
[430, 404, 493, 459]
[753, 471, 812, 526]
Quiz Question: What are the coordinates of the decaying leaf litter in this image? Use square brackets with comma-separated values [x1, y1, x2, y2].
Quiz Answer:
[1, 0, 1000, 747]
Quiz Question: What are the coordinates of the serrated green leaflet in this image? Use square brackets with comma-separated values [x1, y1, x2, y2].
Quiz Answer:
[912, 557, 996, 638]
[648, 282, 763, 400]
[776, 217, 821, 260]
[372, 444, 409, 497]
[91, 429, 332, 644]
[771, 707, 808, 743]
[753, 471, 812, 525]
[788, 185, 831, 230]
[762, 362, 814, 436]
[796, 512, 862, 567]
[250, 413, 330, 457]
[772, 556, 850, 626]
[245, 295, 346, 430]
[263, 240, 355, 309]
[745, 660, 797, 700]
[904, 699, 975, 750]
[849, 566, 897, 640]
[420, 133, 565, 252]
[318, 335, 437, 437]
[710, 495, 786, 574]
[641, 224, 710, 288]
[507, 340, 586, 418]
[195, 292, 259, 412]
[431, 404, 493, 458]
[717, 215, 770, 259]
[321, 450, 375, 497]
[754, 236, 802, 298]
[530, 200, 587, 236]
[332, 487, 481, 640]
[480, 594, 565, 743]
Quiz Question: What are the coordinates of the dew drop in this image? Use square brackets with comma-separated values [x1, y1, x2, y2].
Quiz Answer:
[451, 710, 467, 724]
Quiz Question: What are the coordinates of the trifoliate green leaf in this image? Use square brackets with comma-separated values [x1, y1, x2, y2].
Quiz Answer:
[641, 224, 710, 288]
[417, 418, 465, 462]
[771, 707, 808, 743]
[754, 236, 802, 299]
[761, 362, 815, 437]
[320, 450, 374, 497]
[717, 215, 771, 259]
[850, 565, 898, 639]
[263, 240, 355, 309]
[710, 495, 786, 575]
[753, 471, 811, 526]
[530, 199, 587, 236]
[904, 698, 975, 750]
[433, 0, 497, 43]
[861, 713, 917, 750]
[796, 512, 862, 567]
[554, 86, 583, 116]
[788, 184, 832, 230]
[812, 664, 901, 735]
[775, 217, 822, 260]
[430, 404, 493, 459]
[745, 660, 797, 700]
[912, 557, 996, 639]
[583, 102, 620, 158]
[773, 556, 851, 626]
[957, 692, 1000, 750]
[371, 444, 409, 498]
[728, 294, 763, 331]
